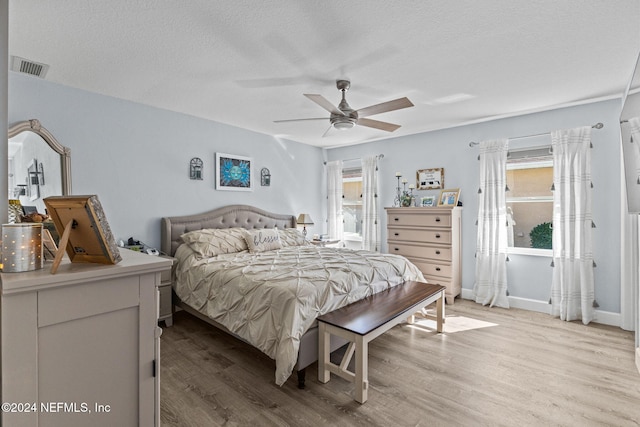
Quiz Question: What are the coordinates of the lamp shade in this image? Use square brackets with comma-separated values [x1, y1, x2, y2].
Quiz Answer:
[296, 214, 314, 225]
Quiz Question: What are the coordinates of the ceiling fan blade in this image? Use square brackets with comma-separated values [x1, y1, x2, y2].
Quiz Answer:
[356, 97, 414, 118]
[304, 94, 344, 116]
[273, 117, 327, 123]
[357, 118, 401, 132]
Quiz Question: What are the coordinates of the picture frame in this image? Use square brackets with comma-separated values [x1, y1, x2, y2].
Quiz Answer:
[216, 152, 253, 191]
[438, 188, 461, 207]
[421, 196, 436, 207]
[42, 228, 58, 261]
[27, 159, 39, 201]
[417, 168, 444, 190]
[44, 195, 122, 273]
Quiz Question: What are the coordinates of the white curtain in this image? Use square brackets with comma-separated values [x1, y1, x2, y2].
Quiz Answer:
[621, 117, 640, 337]
[326, 160, 344, 242]
[629, 117, 640, 186]
[620, 153, 638, 333]
[474, 139, 510, 308]
[550, 126, 594, 324]
[361, 155, 380, 252]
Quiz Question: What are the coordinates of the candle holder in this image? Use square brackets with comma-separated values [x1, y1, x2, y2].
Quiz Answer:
[393, 175, 402, 207]
[400, 182, 413, 207]
[1, 223, 43, 272]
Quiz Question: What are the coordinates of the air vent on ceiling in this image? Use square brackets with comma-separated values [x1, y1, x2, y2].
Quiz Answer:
[11, 56, 49, 78]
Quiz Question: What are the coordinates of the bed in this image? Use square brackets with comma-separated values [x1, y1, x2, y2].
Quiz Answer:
[161, 204, 425, 387]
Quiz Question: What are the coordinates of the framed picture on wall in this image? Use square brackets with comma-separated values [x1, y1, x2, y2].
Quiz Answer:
[215, 152, 253, 191]
[27, 159, 39, 201]
[438, 188, 460, 207]
[417, 168, 444, 190]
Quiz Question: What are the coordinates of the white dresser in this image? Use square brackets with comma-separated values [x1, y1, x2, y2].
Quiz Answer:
[0, 249, 172, 427]
[385, 207, 462, 304]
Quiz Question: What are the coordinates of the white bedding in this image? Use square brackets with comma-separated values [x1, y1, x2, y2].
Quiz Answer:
[174, 243, 425, 385]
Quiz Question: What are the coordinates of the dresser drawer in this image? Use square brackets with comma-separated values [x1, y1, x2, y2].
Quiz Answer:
[387, 212, 451, 228]
[388, 243, 452, 261]
[388, 228, 451, 244]
[408, 259, 452, 279]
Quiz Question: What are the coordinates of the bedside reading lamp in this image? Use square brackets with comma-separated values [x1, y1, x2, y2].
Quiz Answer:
[296, 213, 314, 238]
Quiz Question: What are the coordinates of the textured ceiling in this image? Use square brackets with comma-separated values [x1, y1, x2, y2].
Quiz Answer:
[8, 1, 640, 148]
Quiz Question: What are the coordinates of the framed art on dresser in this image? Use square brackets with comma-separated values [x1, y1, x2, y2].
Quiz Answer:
[438, 188, 460, 206]
[421, 196, 436, 207]
[44, 195, 122, 273]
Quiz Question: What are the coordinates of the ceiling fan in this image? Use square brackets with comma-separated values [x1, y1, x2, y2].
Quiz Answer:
[274, 80, 414, 136]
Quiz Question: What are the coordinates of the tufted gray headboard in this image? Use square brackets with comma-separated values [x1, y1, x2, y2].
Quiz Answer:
[161, 204, 297, 256]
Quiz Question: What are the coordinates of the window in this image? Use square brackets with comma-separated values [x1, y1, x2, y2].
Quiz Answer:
[506, 147, 553, 253]
[342, 166, 362, 243]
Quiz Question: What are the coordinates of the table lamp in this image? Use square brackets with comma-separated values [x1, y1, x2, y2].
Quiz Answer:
[296, 214, 314, 238]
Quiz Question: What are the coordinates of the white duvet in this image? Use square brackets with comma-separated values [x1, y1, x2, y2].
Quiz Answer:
[173, 244, 425, 385]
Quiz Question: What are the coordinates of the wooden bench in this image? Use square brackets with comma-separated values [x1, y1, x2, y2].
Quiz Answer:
[317, 281, 446, 403]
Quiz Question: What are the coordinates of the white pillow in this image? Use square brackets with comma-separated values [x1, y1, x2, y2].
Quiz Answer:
[243, 228, 282, 253]
[278, 228, 308, 247]
[180, 227, 248, 258]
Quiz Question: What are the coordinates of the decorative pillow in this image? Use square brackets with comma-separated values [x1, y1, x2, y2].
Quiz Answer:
[243, 228, 282, 253]
[278, 228, 308, 247]
[180, 227, 248, 258]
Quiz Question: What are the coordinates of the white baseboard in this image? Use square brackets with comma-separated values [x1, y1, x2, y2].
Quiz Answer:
[460, 289, 620, 327]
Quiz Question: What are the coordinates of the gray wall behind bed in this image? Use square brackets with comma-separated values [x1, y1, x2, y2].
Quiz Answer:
[9, 72, 326, 251]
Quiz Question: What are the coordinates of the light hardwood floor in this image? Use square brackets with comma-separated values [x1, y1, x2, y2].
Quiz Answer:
[160, 299, 640, 426]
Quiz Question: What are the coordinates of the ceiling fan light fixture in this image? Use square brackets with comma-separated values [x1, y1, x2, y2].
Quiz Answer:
[334, 121, 355, 130]
[275, 79, 413, 136]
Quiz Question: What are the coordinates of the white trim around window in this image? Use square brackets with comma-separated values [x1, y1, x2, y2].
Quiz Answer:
[507, 247, 552, 257]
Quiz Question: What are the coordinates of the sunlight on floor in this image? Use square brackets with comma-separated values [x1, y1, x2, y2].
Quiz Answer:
[407, 314, 499, 334]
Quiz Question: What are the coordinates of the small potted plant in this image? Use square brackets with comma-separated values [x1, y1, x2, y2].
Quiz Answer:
[530, 222, 552, 249]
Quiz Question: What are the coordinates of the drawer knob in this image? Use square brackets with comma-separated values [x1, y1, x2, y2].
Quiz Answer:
[394, 233, 399, 236]
[394, 217, 399, 221]
[435, 233, 441, 238]
[435, 250, 441, 255]
[394, 248, 400, 251]
[435, 217, 441, 222]
[435, 267, 441, 271]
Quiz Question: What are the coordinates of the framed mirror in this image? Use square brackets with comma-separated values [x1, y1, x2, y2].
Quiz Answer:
[8, 119, 72, 215]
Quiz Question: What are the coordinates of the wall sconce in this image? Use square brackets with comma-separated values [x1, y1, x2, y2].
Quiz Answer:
[261, 167, 271, 186]
[1, 223, 43, 272]
[190, 157, 203, 180]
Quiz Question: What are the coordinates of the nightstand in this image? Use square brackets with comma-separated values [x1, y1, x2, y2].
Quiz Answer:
[310, 239, 340, 247]
[158, 255, 176, 327]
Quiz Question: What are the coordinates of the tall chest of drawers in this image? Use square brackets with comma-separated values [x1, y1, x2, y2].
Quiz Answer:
[385, 207, 462, 304]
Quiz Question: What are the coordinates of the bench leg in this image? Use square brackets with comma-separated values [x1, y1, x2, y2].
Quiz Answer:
[318, 322, 330, 383]
[436, 291, 445, 333]
[355, 335, 368, 404]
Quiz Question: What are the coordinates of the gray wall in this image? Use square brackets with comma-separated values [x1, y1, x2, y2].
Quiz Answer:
[9, 72, 325, 250]
[325, 99, 623, 314]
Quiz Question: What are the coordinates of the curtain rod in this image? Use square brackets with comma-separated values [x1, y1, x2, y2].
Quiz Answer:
[323, 153, 384, 165]
[468, 123, 604, 147]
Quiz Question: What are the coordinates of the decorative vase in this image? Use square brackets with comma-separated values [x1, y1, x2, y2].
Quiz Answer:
[401, 194, 412, 207]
